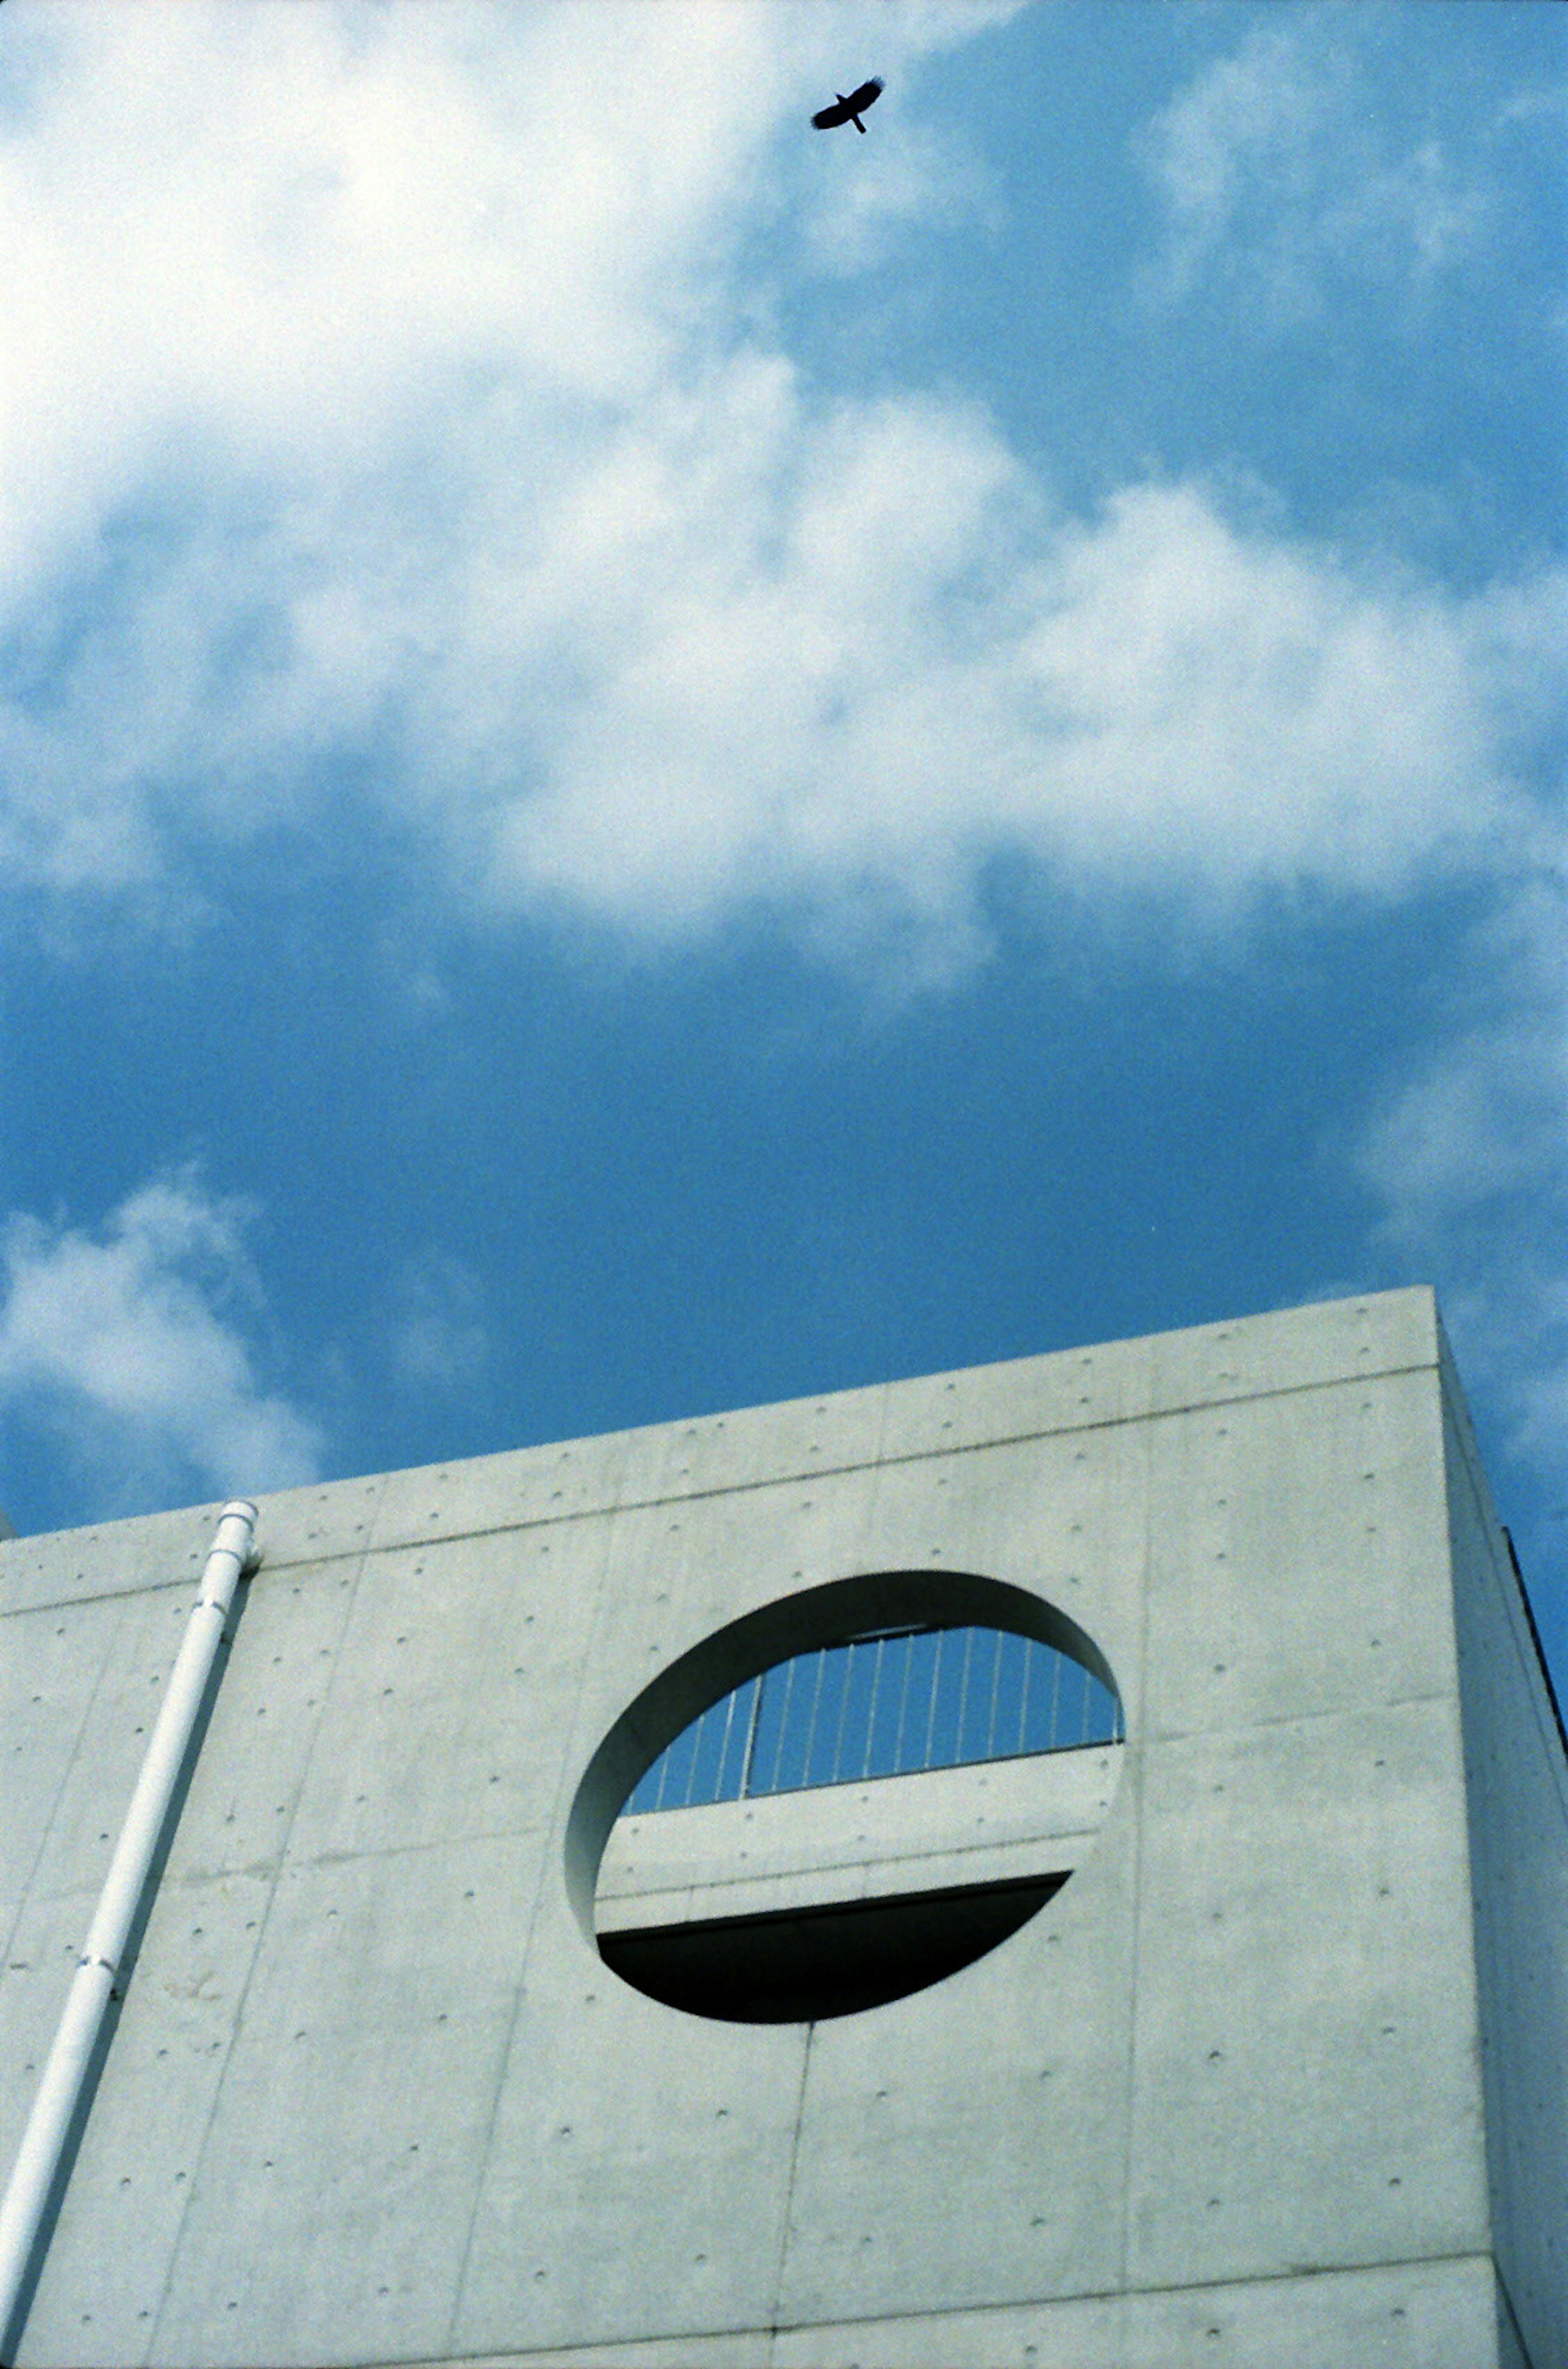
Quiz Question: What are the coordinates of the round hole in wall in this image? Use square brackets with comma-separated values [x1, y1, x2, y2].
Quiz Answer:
[567, 1571, 1124, 2024]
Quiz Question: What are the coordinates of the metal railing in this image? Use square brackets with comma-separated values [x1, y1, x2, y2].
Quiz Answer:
[626, 1625, 1123, 1816]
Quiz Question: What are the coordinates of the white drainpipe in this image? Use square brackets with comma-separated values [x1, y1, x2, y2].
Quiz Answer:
[0, 1500, 258, 2358]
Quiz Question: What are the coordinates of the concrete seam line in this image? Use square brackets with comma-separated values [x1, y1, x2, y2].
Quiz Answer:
[0, 1500, 258, 2365]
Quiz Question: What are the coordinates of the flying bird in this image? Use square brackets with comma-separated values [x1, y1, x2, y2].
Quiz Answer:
[812, 78, 884, 134]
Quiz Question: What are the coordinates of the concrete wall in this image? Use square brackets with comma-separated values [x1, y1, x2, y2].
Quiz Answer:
[1, 1288, 1560, 2367]
[597, 1745, 1123, 1932]
[1439, 1321, 1568, 2369]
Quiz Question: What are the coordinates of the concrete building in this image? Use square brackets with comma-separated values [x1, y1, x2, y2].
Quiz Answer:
[1, 1286, 1563, 2367]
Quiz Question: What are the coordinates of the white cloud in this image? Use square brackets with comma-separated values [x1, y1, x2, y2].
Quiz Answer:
[0, 1170, 324, 1509]
[503, 434, 1560, 949]
[0, 2, 1560, 978]
[1359, 1025, 1563, 1234]
[390, 1250, 487, 1393]
[1140, 14, 1492, 323]
[1356, 881, 1568, 1469]
[1359, 883, 1567, 1228]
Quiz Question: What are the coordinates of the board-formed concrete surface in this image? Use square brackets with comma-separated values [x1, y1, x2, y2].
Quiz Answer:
[1, 1288, 1563, 2367]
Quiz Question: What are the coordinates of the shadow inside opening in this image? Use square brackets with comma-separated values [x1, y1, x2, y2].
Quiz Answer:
[598, 1871, 1069, 2024]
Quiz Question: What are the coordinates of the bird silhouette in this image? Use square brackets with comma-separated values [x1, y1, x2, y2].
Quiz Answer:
[812, 78, 884, 134]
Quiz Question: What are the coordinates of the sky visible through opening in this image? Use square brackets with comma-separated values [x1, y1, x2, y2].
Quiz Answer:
[0, 2, 1562, 1698]
[626, 1627, 1124, 1815]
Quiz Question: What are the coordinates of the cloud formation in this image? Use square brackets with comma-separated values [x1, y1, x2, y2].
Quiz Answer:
[390, 1250, 488, 1394]
[1141, 14, 1492, 322]
[1356, 883, 1568, 1470]
[0, 2, 1560, 978]
[0, 1170, 323, 1510]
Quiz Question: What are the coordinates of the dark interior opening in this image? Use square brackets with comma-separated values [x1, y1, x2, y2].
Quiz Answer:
[598, 1871, 1068, 2023]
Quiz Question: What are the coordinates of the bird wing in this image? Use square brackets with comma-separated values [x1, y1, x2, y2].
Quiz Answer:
[845, 78, 884, 113]
[812, 98, 851, 129]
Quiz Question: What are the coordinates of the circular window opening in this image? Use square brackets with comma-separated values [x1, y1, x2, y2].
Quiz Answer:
[567, 1571, 1124, 2024]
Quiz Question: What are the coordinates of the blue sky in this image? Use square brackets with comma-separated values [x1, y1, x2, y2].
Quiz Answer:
[0, 2, 1563, 1694]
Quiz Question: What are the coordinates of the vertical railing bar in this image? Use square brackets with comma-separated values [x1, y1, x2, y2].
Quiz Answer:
[801, 1647, 828, 1787]
[715, 1680, 741, 1801]
[861, 1635, 885, 1780]
[954, 1627, 976, 1766]
[724, 1687, 744, 1791]
[922, 1629, 943, 1771]
[741, 1670, 766, 1799]
[740, 1676, 758, 1798]
[770, 1652, 802, 1794]
[1016, 1637, 1033, 1756]
[973, 1628, 987, 1761]
[893, 1630, 915, 1776]
[985, 1627, 1004, 1761]
[829, 1641, 855, 1784]
[766, 1660, 784, 1794]
[680, 1706, 703, 1808]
